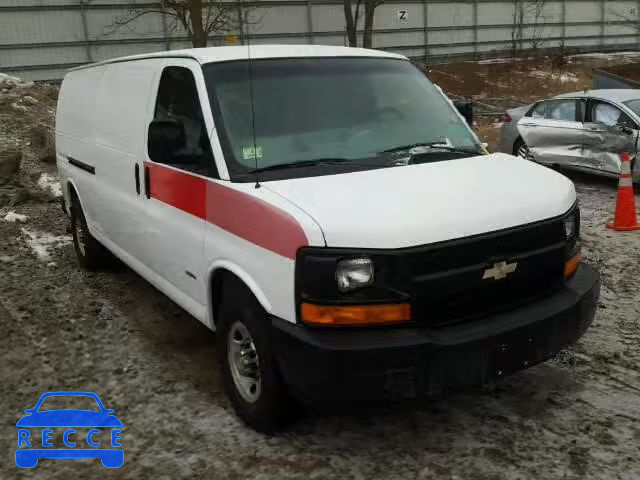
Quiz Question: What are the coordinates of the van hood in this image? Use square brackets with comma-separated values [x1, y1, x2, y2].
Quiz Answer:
[263, 153, 576, 249]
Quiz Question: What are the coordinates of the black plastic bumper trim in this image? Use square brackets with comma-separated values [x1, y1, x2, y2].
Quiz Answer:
[271, 264, 600, 409]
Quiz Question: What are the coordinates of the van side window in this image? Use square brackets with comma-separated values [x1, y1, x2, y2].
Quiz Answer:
[150, 66, 217, 177]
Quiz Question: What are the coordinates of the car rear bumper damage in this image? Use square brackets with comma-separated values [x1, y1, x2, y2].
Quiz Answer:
[271, 264, 600, 409]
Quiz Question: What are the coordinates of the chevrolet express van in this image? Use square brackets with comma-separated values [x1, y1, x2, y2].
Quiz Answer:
[56, 45, 600, 432]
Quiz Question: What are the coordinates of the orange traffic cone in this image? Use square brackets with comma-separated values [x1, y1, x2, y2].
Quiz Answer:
[607, 152, 640, 231]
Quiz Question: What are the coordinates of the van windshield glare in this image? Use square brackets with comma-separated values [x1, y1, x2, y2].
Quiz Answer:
[202, 58, 481, 181]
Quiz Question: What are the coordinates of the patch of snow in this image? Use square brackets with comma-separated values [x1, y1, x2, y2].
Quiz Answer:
[568, 51, 640, 59]
[0, 73, 22, 86]
[23, 96, 39, 105]
[484, 80, 509, 88]
[529, 70, 578, 82]
[475, 58, 514, 65]
[20, 228, 71, 261]
[492, 121, 504, 129]
[3, 211, 28, 223]
[37, 173, 62, 198]
[11, 103, 28, 112]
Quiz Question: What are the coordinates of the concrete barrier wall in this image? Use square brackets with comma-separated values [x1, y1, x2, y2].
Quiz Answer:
[1, 0, 639, 81]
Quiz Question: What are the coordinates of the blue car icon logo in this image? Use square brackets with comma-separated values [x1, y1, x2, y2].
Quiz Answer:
[15, 391, 123, 468]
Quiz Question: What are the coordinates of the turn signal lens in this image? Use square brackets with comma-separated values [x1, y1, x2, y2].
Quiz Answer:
[564, 253, 581, 279]
[563, 214, 576, 239]
[301, 303, 411, 326]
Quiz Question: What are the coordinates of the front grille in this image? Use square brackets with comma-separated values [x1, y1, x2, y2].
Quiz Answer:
[401, 219, 566, 326]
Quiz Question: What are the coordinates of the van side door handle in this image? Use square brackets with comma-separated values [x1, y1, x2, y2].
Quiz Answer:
[144, 165, 151, 199]
[134, 164, 141, 195]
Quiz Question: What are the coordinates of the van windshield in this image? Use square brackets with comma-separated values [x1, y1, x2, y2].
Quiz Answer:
[202, 58, 481, 181]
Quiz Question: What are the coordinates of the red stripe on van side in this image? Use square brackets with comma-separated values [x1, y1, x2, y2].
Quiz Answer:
[145, 162, 308, 259]
[206, 181, 308, 260]
[146, 162, 207, 219]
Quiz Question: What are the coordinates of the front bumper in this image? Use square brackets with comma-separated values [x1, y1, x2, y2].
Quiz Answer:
[272, 264, 600, 409]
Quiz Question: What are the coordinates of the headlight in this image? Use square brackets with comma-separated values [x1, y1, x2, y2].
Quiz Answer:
[335, 257, 374, 292]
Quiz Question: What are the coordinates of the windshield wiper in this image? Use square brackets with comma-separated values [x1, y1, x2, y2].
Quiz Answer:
[244, 158, 373, 174]
[379, 142, 481, 156]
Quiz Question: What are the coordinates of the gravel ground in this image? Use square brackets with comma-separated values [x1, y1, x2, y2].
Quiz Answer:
[1, 66, 640, 480]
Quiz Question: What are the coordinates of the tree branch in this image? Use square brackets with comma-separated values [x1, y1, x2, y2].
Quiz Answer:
[101, 8, 177, 38]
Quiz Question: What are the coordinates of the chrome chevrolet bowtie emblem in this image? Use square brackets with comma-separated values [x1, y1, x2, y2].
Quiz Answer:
[483, 261, 518, 280]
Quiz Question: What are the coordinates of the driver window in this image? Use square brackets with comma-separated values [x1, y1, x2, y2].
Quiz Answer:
[590, 101, 626, 127]
[153, 66, 216, 177]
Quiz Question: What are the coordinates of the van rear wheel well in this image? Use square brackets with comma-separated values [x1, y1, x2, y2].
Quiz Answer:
[67, 181, 78, 201]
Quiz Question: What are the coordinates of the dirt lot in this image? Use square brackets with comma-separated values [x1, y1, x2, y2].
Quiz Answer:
[1, 57, 640, 479]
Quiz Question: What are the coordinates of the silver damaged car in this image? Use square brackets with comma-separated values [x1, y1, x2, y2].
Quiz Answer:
[499, 89, 640, 183]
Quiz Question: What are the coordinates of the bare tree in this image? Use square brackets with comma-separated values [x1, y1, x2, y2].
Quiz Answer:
[343, 0, 362, 47]
[343, 0, 384, 48]
[103, 0, 256, 48]
[511, 0, 547, 57]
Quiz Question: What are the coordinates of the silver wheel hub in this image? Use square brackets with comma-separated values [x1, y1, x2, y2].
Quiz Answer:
[227, 321, 261, 403]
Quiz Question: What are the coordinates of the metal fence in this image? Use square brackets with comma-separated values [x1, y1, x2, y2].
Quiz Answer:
[1, 0, 639, 81]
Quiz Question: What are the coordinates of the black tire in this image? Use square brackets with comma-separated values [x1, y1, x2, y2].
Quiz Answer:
[70, 195, 107, 270]
[217, 276, 293, 433]
[513, 138, 533, 161]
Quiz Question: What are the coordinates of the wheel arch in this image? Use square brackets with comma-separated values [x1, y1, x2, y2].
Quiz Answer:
[206, 261, 272, 330]
[513, 136, 525, 156]
[65, 178, 85, 216]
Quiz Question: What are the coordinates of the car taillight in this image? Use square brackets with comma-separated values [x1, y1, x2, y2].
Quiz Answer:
[502, 113, 512, 123]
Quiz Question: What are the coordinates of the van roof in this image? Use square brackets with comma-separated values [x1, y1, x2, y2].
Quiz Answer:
[68, 45, 407, 72]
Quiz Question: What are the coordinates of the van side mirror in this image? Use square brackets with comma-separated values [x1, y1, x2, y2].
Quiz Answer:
[453, 100, 473, 126]
[148, 119, 186, 164]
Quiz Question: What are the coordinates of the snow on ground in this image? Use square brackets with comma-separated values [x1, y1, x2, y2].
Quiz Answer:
[567, 51, 640, 59]
[0, 72, 22, 86]
[3, 211, 28, 222]
[475, 58, 518, 65]
[529, 70, 579, 82]
[20, 227, 71, 261]
[37, 172, 62, 197]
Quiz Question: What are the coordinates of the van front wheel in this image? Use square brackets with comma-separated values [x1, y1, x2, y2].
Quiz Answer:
[70, 197, 107, 270]
[217, 277, 293, 432]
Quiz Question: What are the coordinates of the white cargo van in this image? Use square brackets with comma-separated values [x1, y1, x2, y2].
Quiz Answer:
[56, 45, 600, 432]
